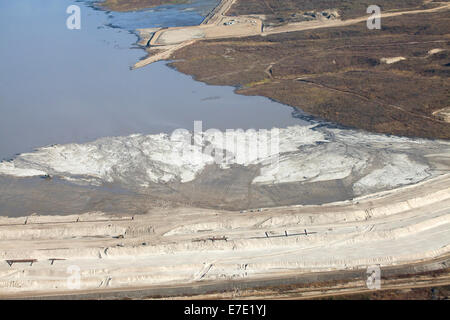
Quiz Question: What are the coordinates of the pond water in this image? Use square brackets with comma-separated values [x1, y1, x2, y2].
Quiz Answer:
[0, 0, 304, 160]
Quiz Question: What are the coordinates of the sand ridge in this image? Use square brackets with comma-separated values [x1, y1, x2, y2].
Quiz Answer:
[1, 174, 449, 297]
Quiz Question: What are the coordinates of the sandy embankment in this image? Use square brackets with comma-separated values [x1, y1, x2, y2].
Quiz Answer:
[1, 123, 449, 211]
[0, 173, 449, 297]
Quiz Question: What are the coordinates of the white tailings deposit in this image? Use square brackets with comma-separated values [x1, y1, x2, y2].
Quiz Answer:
[1, 122, 449, 296]
[0, 124, 449, 198]
[0, 173, 449, 296]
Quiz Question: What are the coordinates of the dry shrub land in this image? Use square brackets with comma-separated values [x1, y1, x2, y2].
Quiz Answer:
[102, 0, 449, 139]
[170, 2, 450, 139]
[227, 0, 429, 24]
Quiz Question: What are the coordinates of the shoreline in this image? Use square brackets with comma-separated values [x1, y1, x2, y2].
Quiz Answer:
[132, 1, 450, 68]
[1, 123, 449, 214]
[1, 0, 449, 299]
[130, 0, 450, 140]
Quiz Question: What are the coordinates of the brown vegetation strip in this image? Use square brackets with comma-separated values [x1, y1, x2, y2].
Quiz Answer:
[228, 0, 434, 24]
[170, 9, 450, 139]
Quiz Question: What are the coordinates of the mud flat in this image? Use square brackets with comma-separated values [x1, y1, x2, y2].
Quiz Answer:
[0, 173, 449, 298]
[1, 123, 450, 213]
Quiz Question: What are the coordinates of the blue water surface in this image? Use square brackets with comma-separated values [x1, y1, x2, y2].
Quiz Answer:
[0, 0, 303, 160]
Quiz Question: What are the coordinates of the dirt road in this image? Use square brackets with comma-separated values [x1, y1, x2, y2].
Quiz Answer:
[133, 0, 450, 69]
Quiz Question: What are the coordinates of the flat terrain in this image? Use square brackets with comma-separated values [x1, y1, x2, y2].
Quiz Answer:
[2, 123, 449, 214]
[135, 0, 450, 139]
[158, 266, 450, 300]
[6, 258, 450, 299]
[227, 0, 432, 24]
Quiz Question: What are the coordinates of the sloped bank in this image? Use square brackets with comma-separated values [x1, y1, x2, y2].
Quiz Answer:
[1, 124, 449, 212]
